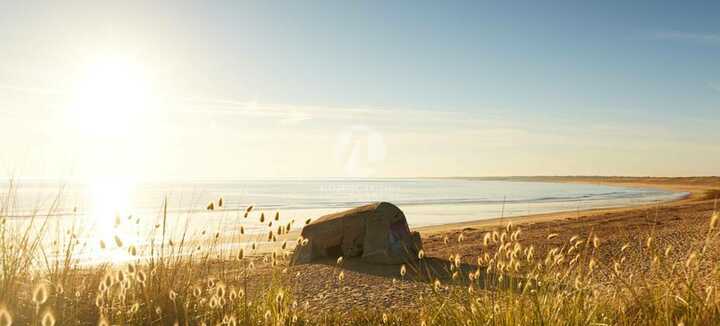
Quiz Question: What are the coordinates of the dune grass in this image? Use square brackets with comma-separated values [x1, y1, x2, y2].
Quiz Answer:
[0, 182, 718, 325]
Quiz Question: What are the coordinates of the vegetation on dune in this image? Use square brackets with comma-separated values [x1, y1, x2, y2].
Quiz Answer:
[0, 182, 719, 325]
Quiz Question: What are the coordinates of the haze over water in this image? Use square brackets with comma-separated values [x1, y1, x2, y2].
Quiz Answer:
[0, 178, 687, 265]
[5, 178, 685, 227]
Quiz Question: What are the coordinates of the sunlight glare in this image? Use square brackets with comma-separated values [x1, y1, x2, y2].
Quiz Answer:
[69, 56, 152, 137]
[84, 176, 137, 262]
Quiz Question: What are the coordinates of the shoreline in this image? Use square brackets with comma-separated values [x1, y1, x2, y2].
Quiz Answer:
[417, 176, 718, 235]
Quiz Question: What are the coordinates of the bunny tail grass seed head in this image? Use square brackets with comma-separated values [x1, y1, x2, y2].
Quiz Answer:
[206, 201, 214, 210]
[41, 310, 55, 326]
[136, 270, 147, 283]
[0, 307, 11, 326]
[114, 235, 123, 248]
[33, 282, 49, 305]
[98, 316, 110, 326]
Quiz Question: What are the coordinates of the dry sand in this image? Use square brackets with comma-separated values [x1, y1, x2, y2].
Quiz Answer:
[258, 177, 720, 315]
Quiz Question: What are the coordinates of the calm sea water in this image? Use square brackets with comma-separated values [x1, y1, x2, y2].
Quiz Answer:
[3, 178, 686, 228]
[1, 178, 686, 264]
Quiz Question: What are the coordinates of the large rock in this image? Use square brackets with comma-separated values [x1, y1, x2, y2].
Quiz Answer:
[291, 202, 422, 265]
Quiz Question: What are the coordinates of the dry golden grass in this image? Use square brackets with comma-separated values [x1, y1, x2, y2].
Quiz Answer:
[0, 181, 718, 325]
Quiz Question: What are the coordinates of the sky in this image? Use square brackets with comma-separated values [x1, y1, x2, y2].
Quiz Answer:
[0, 1, 719, 179]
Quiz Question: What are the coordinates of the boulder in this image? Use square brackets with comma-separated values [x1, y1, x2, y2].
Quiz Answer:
[291, 202, 422, 265]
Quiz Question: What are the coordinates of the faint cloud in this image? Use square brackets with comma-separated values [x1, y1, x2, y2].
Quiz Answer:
[653, 31, 720, 46]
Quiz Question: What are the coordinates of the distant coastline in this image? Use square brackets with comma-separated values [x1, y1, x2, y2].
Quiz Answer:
[418, 175, 718, 234]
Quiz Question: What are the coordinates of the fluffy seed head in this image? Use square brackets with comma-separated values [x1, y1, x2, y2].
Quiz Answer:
[621, 243, 630, 252]
[33, 283, 49, 305]
[0, 307, 12, 326]
[130, 303, 139, 314]
[547, 233, 558, 240]
[114, 235, 123, 248]
[400, 264, 407, 277]
[136, 270, 147, 283]
[216, 284, 226, 298]
[417, 249, 425, 260]
[483, 233, 491, 246]
[686, 252, 697, 268]
[41, 310, 55, 326]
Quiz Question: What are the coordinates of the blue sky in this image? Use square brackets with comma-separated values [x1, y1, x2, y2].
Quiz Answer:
[0, 1, 718, 178]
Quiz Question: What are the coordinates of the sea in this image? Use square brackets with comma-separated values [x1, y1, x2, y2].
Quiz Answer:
[0, 178, 686, 264]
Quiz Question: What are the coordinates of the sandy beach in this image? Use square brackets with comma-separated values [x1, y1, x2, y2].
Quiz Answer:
[277, 176, 720, 315]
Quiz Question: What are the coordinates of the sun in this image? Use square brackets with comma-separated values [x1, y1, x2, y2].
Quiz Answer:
[68, 56, 152, 137]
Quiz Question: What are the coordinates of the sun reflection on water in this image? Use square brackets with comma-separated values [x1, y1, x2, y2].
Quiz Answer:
[83, 177, 138, 263]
